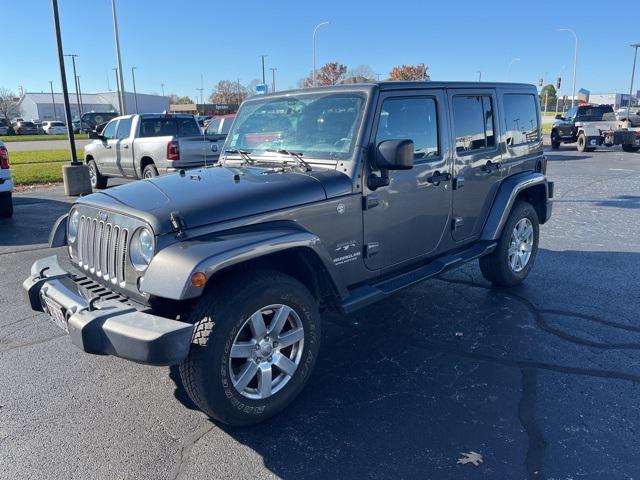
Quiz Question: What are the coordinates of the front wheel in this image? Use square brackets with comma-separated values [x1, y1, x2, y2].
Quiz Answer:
[479, 201, 539, 287]
[179, 270, 321, 426]
[622, 144, 639, 153]
[550, 130, 560, 149]
[87, 159, 108, 189]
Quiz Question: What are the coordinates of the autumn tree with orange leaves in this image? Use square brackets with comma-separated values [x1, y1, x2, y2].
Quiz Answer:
[388, 63, 430, 81]
[301, 62, 348, 87]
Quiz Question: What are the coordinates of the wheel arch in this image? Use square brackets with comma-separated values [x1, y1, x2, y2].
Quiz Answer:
[139, 156, 155, 177]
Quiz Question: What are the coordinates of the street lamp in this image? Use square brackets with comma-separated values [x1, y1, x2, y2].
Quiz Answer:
[312, 21, 329, 87]
[627, 44, 640, 126]
[161, 83, 165, 97]
[260, 55, 268, 91]
[477, 70, 482, 82]
[49, 80, 56, 120]
[558, 28, 578, 108]
[111, 0, 126, 114]
[507, 58, 520, 80]
[131, 67, 139, 114]
[270, 67, 277, 93]
[64, 54, 81, 118]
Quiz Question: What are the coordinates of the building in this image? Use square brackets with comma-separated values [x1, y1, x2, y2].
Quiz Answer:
[17, 91, 169, 121]
[588, 93, 638, 109]
[169, 103, 238, 116]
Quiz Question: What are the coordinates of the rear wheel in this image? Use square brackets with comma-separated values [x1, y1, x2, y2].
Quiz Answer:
[0, 193, 13, 219]
[87, 159, 108, 189]
[622, 144, 639, 153]
[179, 270, 321, 426]
[479, 201, 539, 287]
[142, 163, 158, 179]
[550, 130, 560, 149]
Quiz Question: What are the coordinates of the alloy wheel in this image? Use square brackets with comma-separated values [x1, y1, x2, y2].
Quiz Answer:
[508, 218, 534, 272]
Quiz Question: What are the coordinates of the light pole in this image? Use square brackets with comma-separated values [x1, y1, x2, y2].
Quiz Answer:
[312, 21, 329, 87]
[236, 78, 242, 105]
[161, 83, 165, 96]
[259, 55, 268, 91]
[477, 70, 482, 81]
[111, 0, 126, 114]
[51, 0, 91, 195]
[64, 54, 80, 118]
[49, 80, 56, 120]
[507, 58, 520, 80]
[558, 28, 578, 108]
[76, 75, 84, 116]
[270, 67, 277, 92]
[627, 44, 640, 126]
[131, 67, 139, 113]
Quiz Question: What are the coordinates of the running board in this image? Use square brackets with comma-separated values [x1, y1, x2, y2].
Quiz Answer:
[341, 241, 497, 314]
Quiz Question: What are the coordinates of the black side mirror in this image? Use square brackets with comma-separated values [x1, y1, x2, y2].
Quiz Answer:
[555, 114, 564, 120]
[375, 139, 414, 170]
[368, 139, 414, 190]
[88, 130, 99, 140]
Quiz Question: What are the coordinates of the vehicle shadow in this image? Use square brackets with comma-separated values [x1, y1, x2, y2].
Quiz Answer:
[554, 195, 640, 209]
[0, 196, 71, 248]
[168, 248, 640, 479]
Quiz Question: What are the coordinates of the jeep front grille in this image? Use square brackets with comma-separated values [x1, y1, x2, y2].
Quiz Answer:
[76, 215, 128, 286]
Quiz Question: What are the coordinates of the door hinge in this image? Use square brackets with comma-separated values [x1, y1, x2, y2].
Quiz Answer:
[365, 242, 380, 257]
[452, 217, 464, 231]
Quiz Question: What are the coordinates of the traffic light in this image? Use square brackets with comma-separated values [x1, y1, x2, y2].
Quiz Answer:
[557, 77, 562, 90]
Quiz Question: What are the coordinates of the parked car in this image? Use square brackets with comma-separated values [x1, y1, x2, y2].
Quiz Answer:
[195, 115, 212, 128]
[84, 113, 219, 189]
[204, 113, 236, 140]
[42, 121, 68, 135]
[0, 119, 13, 136]
[24, 81, 553, 426]
[12, 120, 39, 135]
[616, 107, 640, 127]
[73, 111, 119, 133]
[0, 141, 13, 218]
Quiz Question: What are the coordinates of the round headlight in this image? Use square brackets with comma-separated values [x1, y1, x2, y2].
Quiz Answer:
[130, 227, 154, 271]
[68, 209, 80, 242]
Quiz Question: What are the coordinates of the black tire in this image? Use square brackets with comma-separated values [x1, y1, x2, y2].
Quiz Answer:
[87, 159, 108, 189]
[0, 193, 13, 219]
[576, 133, 587, 152]
[550, 130, 560, 149]
[622, 144, 639, 153]
[479, 201, 539, 287]
[142, 163, 158, 179]
[179, 270, 321, 426]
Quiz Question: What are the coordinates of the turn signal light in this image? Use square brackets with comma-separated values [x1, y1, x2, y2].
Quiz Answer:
[191, 272, 207, 288]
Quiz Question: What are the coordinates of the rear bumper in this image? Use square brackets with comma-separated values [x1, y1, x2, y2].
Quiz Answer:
[23, 255, 194, 366]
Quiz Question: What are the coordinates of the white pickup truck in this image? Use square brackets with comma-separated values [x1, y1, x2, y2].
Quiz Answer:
[85, 114, 221, 189]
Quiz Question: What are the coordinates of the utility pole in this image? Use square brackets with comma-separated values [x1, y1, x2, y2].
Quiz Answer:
[64, 54, 80, 118]
[312, 21, 329, 87]
[260, 55, 268, 92]
[131, 67, 139, 113]
[49, 80, 56, 120]
[477, 70, 482, 81]
[161, 83, 165, 96]
[113, 67, 120, 100]
[111, 0, 126, 114]
[627, 44, 640, 126]
[51, 0, 91, 195]
[558, 29, 578, 108]
[236, 78, 241, 106]
[270, 67, 277, 93]
[76, 75, 84, 116]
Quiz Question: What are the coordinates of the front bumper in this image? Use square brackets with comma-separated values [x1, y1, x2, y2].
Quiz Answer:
[23, 255, 194, 366]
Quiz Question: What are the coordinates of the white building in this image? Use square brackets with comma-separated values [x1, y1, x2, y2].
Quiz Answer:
[17, 91, 169, 121]
[588, 93, 638, 109]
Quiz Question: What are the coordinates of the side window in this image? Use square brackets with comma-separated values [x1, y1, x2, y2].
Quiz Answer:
[116, 117, 132, 139]
[565, 107, 577, 120]
[452, 95, 495, 153]
[375, 97, 439, 160]
[102, 120, 118, 140]
[503, 94, 540, 146]
[140, 119, 178, 137]
[177, 118, 201, 136]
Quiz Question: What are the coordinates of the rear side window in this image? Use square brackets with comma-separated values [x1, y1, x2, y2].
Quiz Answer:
[116, 117, 132, 139]
[376, 97, 439, 159]
[177, 118, 201, 136]
[503, 94, 540, 146]
[452, 95, 495, 153]
[140, 119, 178, 137]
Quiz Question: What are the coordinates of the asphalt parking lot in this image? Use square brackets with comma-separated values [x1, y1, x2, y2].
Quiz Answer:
[1, 146, 640, 480]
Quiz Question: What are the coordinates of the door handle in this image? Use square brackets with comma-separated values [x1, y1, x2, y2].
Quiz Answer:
[123, 144, 129, 149]
[427, 171, 451, 186]
[482, 161, 501, 173]
[105, 145, 112, 149]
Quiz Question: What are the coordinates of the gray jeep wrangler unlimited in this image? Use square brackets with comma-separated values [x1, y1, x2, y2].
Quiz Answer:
[24, 82, 553, 426]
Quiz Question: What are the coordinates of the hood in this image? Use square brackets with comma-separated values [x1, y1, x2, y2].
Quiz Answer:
[77, 166, 352, 234]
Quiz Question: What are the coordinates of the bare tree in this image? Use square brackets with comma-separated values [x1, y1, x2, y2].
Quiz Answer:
[209, 80, 247, 105]
[346, 65, 376, 82]
[0, 87, 19, 121]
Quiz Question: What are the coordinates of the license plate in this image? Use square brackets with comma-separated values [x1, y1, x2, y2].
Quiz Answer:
[42, 296, 68, 332]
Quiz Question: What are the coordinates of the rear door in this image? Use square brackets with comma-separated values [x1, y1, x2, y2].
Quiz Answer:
[447, 89, 503, 242]
[363, 89, 452, 270]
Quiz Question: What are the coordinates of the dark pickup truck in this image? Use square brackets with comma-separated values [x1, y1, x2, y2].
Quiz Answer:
[25, 81, 553, 426]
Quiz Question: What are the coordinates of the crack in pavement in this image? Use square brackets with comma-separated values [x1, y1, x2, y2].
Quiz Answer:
[518, 368, 545, 480]
[0, 333, 66, 354]
[169, 422, 215, 480]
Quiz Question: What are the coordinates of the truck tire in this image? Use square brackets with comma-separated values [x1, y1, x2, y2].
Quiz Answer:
[87, 159, 108, 189]
[576, 133, 587, 152]
[142, 164, 158, 179]
[622, 144, 639, 153]
[0, 193, 13, 219]
[479, 201, 539, 287]
[550, 130, 560, 149]
[179, 270, 321, 426]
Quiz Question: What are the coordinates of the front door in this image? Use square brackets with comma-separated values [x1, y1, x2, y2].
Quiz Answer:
[94, 119, 119, 175]
[114, 117, 135, 177]
[448, 90, 503, 242]
[363, 90, 452, 270]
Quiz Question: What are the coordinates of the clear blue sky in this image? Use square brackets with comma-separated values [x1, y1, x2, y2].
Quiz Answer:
[3, 0, 639, 99]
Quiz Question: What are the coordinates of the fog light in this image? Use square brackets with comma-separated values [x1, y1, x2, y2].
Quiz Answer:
[191, 272, 207, 288]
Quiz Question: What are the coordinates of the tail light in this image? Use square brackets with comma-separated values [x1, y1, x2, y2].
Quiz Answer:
[0, 146, 9, 169]
[167, 140, 180, 161]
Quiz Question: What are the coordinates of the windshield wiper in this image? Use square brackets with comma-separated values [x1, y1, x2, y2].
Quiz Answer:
[266, 149, 312, 172]
[224, 149, 255, 166]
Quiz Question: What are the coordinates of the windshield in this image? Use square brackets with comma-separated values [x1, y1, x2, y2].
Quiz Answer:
[225, 92, 365, 160]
